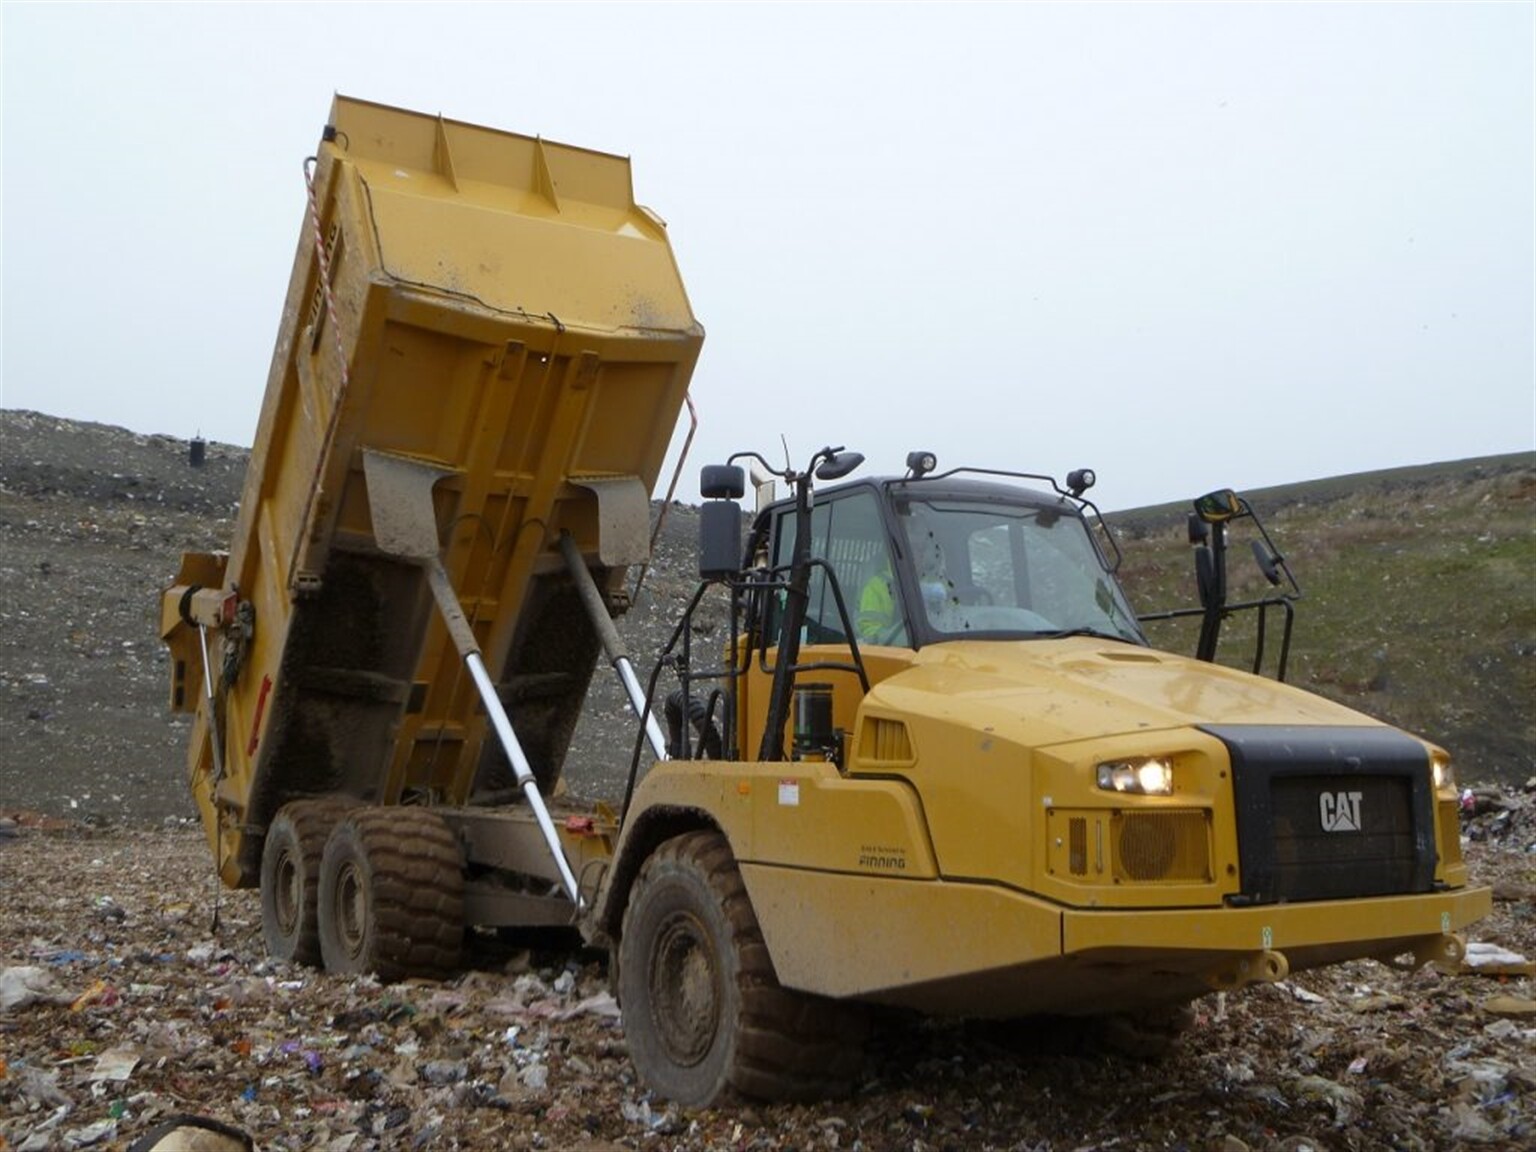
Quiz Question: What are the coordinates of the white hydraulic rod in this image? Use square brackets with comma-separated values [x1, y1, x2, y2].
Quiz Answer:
[558, 533, 669, 761]
[359, 451, 583, 909]
[619, 661, 669, 760]
[426, 566, 583, 908]
[463, 651, 583, 906]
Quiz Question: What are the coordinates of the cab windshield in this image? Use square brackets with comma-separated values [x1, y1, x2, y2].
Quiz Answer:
[895, 494, 1144, 644]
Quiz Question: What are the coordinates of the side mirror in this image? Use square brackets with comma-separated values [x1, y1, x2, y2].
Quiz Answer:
[698, 500, 742, 579]
[815, 450, 864, 482]
[1251, 539, 1282, 586]
[1194, 546, 1216, 608]
[701, 464, 746, 500]
[1194, 489, 1243, 524]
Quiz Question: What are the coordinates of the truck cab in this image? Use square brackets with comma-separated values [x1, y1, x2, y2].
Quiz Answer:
[603, 450, 1484, 1086]
[729, 467, 1145, 763]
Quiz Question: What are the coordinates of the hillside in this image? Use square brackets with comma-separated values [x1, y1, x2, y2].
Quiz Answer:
[2, 409, 1529, 828]
[1110, 453, 1536, 784]
[0, 410, 707, 824]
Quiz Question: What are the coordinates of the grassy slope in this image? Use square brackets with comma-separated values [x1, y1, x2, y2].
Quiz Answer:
[1108, 453, 1536, 784]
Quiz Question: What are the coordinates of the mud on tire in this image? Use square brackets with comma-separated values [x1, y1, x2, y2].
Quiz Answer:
[618, 830, 867, 1106]
[316, 807, 464, 982]
[259, 797, 356, 967]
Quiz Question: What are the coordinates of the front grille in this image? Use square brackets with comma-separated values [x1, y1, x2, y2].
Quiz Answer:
[1204, 725, 1437, 905]
[1270, 774, 1414, 898]
[1113, 810, 1211, 882]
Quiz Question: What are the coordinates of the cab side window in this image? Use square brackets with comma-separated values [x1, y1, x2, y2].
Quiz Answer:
[770, 489, 905, 647]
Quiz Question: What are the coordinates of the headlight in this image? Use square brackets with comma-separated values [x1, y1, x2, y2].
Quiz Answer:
[1097, 758, 1174, 796]
[1432, 755, 1455, 791]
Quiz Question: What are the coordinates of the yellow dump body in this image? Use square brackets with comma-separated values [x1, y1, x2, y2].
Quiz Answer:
[162, 97, 701, 886]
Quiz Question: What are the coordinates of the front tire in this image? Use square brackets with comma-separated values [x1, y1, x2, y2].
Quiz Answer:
[618, 830, 865, 1106]
[316, 807, 464, 982]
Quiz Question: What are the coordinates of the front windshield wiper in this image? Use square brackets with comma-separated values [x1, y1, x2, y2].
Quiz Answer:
[1030, 627, 1141, 644]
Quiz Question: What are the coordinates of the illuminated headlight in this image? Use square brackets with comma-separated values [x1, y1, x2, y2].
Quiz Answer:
[1432, 755, 1456, 791]
[1096, 758, 1174, 796]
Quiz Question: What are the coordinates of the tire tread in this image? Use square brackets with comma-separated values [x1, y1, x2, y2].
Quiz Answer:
[622, 830, 866, 1104]
[317, 807, 464, 982]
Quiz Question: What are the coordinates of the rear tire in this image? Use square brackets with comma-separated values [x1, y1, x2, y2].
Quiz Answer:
[260, 798, 354, 966]
[316, 807, 464, 982]
[618, 830, 866, 1106]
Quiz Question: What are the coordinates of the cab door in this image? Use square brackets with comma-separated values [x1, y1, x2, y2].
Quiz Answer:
[737, 485, 915, 762]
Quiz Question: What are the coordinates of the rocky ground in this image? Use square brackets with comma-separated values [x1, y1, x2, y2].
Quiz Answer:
[2, 411, 1533, 1150]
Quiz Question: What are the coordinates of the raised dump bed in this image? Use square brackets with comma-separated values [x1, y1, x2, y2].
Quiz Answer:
[161, 96, 702, 887]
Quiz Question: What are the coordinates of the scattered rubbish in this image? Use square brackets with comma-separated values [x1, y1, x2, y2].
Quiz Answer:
[69, 980, 119, 1013]
[61, 1118, 118, 1147]
[0, 966, 70, 1012]
[1347, 992, 1405, 1013]
[2, 813, 1532, 1149]
[89, 1047, 141, 1083]
[1481, 995, 1536, 1018]
[1275, 982, 1327, 1004]
[13, 1065, 71, 1109]
[1461, 941, 1536, 977]
[93, 896, 126, 923]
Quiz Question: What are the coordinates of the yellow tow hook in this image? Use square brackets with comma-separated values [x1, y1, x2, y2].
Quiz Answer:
[1204, 949, 1290, 992]
[1374, 932, 1466, 974]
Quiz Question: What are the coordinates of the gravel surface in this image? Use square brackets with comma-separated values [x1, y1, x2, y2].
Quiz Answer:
[2, 410, 1533, 1150]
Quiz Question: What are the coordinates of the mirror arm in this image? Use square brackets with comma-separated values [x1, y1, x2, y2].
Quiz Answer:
[1195, 521, 1229, 662]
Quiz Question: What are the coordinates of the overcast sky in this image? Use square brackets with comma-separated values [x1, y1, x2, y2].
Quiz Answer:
[3, 2, 1531, 510]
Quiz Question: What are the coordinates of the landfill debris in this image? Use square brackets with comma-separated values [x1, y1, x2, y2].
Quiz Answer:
[89, 1047, 141, 1083]
[1481, 995, 1536, 1018]
[0, 966, 70, 1011]
[1461, 941, 1536, 976]
[0, 823, 1532, 1150]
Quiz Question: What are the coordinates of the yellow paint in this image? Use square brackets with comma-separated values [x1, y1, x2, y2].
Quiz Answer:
[162, 96, 700, 886]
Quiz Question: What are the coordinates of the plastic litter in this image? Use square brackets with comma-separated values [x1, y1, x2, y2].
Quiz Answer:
[0, 966, 69, 1011]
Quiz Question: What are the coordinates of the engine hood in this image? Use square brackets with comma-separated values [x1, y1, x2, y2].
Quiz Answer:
[865, 636, 1384, 749]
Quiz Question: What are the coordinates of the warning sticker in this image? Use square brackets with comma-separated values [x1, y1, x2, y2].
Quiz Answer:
[778, 779, 800, 807]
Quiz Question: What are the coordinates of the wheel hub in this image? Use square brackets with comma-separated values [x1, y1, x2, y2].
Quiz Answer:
[273, 850, 300, 935]
[335, 862, 368, 958]
[649, 911, 721, 1066]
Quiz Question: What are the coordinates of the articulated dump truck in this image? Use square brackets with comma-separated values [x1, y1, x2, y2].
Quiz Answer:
[162, 96, 1489, 1107]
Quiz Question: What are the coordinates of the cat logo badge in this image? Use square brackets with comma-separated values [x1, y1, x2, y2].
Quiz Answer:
[1319, 790, 1364, 833]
